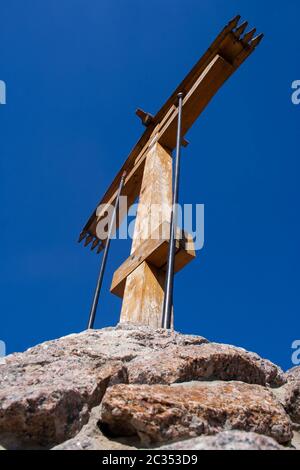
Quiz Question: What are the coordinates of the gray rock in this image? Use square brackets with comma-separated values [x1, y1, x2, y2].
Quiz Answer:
[157, 430, 286, 450]
[272, 367, 300, 427]
[0, 357, 125, 448]
[127, 342, 285, 387]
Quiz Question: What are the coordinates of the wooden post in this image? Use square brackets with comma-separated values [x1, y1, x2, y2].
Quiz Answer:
[119, 142, 172, 328]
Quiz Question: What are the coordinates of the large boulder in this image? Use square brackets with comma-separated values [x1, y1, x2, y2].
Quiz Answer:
[0, 357, 125, 448]
[127, 343, 285, 386]
[100, 381, 292, 446]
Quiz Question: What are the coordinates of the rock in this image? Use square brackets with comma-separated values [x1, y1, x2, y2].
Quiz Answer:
[157, 430, 286, 450]
[100, 381, 292, 446]
[127, 343, 285, 387]
[0, 358, 125, 448]
[52, 405, 137, 450]
[277, 380, 300, 424]
[0, 324, 207, 448]
[272, 367, 300, 426]
[286, 366, 300, 382]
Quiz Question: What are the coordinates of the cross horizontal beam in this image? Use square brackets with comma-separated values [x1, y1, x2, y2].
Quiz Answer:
[110, 221, 195, 298]
[79, 15, 263, 251]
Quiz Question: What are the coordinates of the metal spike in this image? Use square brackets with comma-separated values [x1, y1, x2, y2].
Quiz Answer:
[97, 242, 104, 254]
[228, 15, 241, 30]
[242, 28, 257, 44]
[182, 137, 189, 148]
[250, 33, 264, 48]
[234, 21, 248, 38]
[84, 234, 93, 247]
[78, 232, 86, 243]
[91, 238, 100, 251]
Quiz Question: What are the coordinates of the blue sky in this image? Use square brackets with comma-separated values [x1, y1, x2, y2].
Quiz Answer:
[1, 0, 299, 370]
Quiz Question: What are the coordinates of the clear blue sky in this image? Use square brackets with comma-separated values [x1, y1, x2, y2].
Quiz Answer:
[1, 0, 299, 370]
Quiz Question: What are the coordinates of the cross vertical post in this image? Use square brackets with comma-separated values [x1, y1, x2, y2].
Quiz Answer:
[118, 143, 173, 328]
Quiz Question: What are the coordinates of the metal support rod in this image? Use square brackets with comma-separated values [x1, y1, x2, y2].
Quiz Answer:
[161, 92, 184, 329]
[87, 171, 126, 329]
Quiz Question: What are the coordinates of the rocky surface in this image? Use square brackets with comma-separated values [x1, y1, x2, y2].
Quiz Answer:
[158, 430, 286, 450]
[0, 323, 298, 450]
[0, 324, 206, 449]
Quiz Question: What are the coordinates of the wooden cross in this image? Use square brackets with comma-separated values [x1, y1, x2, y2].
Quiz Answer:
[79, 15, 263, 329]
